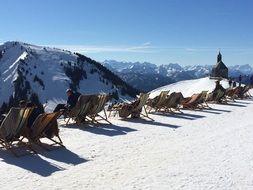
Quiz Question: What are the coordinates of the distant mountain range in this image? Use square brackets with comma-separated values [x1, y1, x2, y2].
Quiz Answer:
[103, 60, 253, 92]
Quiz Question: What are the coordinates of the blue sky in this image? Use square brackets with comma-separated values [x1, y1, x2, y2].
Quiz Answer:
[1, 0, 253, 66]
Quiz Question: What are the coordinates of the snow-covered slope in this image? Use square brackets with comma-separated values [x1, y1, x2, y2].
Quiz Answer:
[1, 81, 253, 189]
[0, 42, 139, 108]
[150, 77, 232, 98]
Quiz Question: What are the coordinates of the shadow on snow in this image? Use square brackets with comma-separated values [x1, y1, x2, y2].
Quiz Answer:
[62, 123, 138, 137]
[0, 147, 88, 177]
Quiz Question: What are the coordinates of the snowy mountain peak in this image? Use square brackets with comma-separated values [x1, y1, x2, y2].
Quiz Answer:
[160, 63, 183, 70]
[0, 42, 139, 109]
[229, 64, 253, 74]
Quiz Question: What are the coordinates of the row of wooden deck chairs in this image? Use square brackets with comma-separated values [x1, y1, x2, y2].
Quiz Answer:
[0, 107, 64, 157]
[2, 86, 251, 156]
[146, 90, 210, 112]
[65, 93, 111, 124]
[225, 85, 252, 101]
[182, 91, 210, 110]
[108, 91, 210, 120]
[146, 91, 185, 113]
[108, 85, 252, 120]
[107, 91, 187, 120]
[0, 93, 111, 156]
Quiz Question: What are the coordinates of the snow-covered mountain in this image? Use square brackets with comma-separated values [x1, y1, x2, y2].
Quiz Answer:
[103, 60, 213, 82]
[229, 64, 253, 76]
[103, 60, 157, 74]
[103, 60, 253, 92]
[103, 60, 253, 78]
[103, 60, 211, 78]
[102, 60, 211, 91]
[0, 42, 139, 110]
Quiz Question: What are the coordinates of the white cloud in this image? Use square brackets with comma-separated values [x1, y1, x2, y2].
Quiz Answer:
[142, 42, 152, 46]
[45, 42, 155, 54]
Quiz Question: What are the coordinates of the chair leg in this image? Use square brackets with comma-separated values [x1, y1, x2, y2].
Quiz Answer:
[46, 136, 65, 148]
[66, 117, 71, 124]
[148, 106, 153, 113]
[97, 113, 112, 124]
[108, 110, 112, 117]
[103, 109, 109, 121]
[142, 106, 154, 121]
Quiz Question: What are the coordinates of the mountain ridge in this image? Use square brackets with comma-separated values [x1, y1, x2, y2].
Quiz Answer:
[103, 60, 253, 91]
[0, 41, 139, 112]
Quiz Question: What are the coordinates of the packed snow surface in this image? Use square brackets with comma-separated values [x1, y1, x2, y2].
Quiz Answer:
[150, 77, 233, 98]
[0, 78, 253, 190]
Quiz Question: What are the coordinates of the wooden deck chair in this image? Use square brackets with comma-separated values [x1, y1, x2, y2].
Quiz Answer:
[0, 107, 36, 156]
[147, 91, 170, 112]
[197, 91, 209, 108]
[161, 92, 174, 113]
[182, 93, 202, 110]
[213, 89, 226, 103]
[206, 89, 226, 104]
[17, 107, 35, 137]
[65, 95, 82, 123]
[242, 85, 252, 98]
[164, 92, 184, 113]
[173, 92, 185, 111]
[131, 93, 153, 120]
[65, 95, 93, 124]
[225, 88, 236, 101]
[232, 87, 244, 99]
[29, 111, 64, 149]
[86, 94, 111, 124]
[109, 93, 153, 120]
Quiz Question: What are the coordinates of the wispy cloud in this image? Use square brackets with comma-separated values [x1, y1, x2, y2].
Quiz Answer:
[45, 42, 155, 54]
[41, 43, 253, 55]
[185, 48, 217, 52]
[185, 47, 253, 54]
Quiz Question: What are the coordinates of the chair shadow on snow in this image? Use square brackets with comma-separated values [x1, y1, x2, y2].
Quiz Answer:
[150, 112, 205, 121]
[62, 123, 137, 137]
[195, 108, 230, 115]
[0, 147, 88, 177]
[121, 117, 181, 129]
[207, 108, 231, 113]
[233, 100, 251, 104]
[40, 147, 88, 166]
[222, 103, 247, 107]
[201, 107, 233, 114]
[195, 109, 222, 115]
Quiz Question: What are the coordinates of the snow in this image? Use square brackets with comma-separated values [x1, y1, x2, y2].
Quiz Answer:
[150, 77, 234, 98]
[1, 78, 253, 189]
